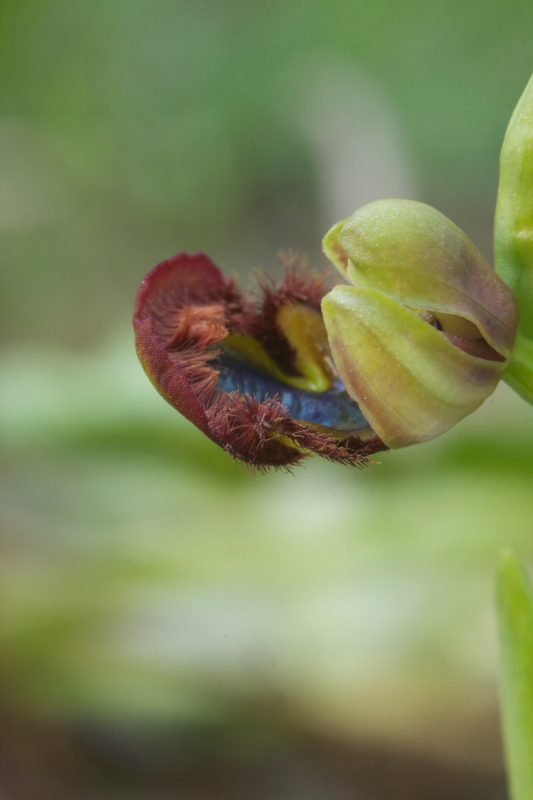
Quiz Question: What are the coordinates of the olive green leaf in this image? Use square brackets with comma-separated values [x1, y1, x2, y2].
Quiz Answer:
[497, 549, 533, 800]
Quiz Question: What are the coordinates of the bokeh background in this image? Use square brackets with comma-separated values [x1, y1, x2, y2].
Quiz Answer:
[2, 1, 533, 798]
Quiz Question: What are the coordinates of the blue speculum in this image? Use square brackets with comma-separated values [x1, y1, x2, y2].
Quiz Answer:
[214, 352, 370, 434]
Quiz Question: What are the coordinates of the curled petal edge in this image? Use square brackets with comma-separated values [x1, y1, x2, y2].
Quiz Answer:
[322, 219, 350, 279]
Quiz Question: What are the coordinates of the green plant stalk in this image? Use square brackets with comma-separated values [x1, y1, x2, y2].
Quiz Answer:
[495, 74, 533, 402]
[503, 333, 533, 407]
[497, 549, 533, 800]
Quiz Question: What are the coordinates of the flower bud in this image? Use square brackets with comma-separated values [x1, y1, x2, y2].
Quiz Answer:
[322, 200, 518, 448]
[496, 73, 533, 404]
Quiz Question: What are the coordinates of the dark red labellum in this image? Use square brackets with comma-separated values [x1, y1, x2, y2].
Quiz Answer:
[134, 252, 386, 471]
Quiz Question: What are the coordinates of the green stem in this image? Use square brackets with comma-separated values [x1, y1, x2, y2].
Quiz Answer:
[503, 332, 533, 406]
[497, 549, 533, 800]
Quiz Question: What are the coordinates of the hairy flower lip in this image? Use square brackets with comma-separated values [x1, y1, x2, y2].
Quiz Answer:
[135, 315, 213, 438]
[134, 251, 386, 471]
[214, 350, 371, 433]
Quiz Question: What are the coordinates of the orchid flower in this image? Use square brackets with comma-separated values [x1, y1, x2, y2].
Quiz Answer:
[134, 73, 533, 470]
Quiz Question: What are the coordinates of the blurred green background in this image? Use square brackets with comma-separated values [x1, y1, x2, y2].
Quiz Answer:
[2, 1, 533, 797]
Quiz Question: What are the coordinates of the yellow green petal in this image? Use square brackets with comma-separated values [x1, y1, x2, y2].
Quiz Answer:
[341, 199, 518, 359]
[322, 285, 504, 448]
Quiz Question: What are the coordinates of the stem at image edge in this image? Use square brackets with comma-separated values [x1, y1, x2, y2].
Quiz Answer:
[503, 333, 533, 407]
[497, 549, 533, 800]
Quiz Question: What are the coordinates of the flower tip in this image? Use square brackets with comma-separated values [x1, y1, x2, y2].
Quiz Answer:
[322, 219, 350, 278]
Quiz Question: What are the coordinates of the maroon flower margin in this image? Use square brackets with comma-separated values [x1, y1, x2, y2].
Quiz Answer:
[134, 252, 387, 472]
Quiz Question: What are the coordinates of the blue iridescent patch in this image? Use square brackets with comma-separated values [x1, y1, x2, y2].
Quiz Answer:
[215, 353, 369, 433]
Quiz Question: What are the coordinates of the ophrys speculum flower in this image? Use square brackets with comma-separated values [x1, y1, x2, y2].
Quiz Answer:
[134, 253, 385, 471]
[135, 73, 533, 470]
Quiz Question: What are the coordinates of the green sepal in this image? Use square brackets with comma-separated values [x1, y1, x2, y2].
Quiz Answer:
[322, 285, 504, 448]
[341, 199, 518, 360]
